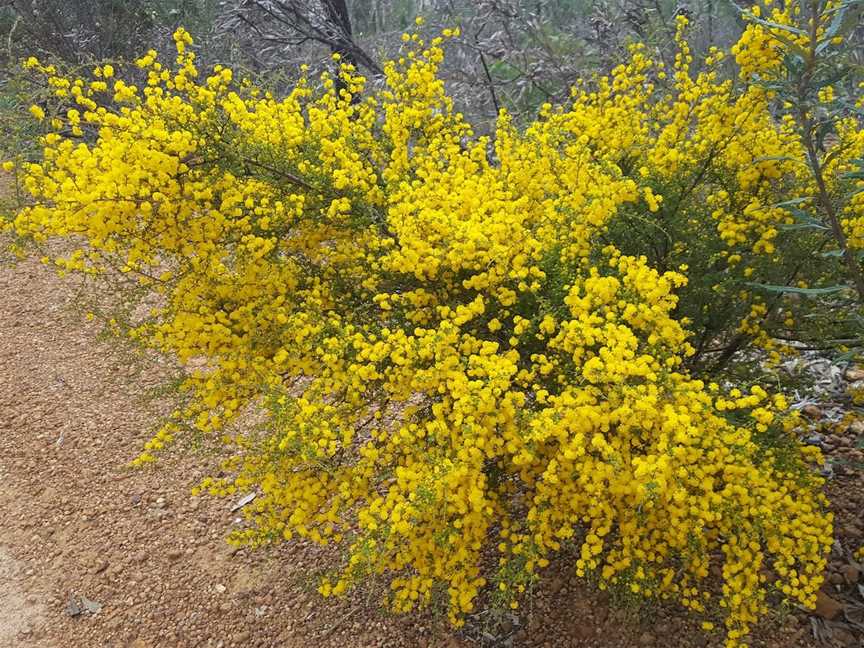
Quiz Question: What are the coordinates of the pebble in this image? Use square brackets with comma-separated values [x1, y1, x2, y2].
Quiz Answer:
[803, 404, 823, 419]
[841, 564, 860, 584]
[829, 572, 845, 585]
[65, 597, 82, 617]
[849, 420, 864, 435]
[845, 368, 864, 382]
[814, 589, 844, 620]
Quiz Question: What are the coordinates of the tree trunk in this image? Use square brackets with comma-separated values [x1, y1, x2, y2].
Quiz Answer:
[322, 0, 383, 76]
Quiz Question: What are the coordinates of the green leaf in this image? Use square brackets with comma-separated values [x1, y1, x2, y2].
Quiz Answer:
[817, 2, 851, 52]
[775, 202, 828, 231]
[753, 155, 805, 165]
[745, 14, 808, 36]
[746, 282, 851, 295]
[843, 159, 864, 182]
[779, 221, 828, 231]
[835, 1, 864, 42]
[772, 197, 811, 208]
[818, 249, 864, 260]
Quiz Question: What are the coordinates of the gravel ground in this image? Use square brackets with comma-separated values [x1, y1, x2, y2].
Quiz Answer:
[0, 249, 861, 648]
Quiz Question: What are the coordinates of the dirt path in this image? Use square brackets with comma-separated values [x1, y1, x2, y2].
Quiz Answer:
[0, 547, 44, 648]
[0, 256, 429, 648]
[0, 254, 841, 648]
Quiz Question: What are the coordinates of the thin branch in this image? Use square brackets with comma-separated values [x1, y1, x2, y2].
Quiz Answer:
[241, 157, 317, 192]
[472, 25, 501, 117]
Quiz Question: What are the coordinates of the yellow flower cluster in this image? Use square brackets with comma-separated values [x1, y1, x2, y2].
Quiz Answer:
[730, 3, 797, 78]
[5, 21, 838, 648]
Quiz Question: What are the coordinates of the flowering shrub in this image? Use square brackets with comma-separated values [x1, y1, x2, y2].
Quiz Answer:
[5, 7, 858, 646]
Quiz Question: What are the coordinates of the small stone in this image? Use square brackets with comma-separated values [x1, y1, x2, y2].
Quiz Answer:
[214, 584, 227, 594]
[848, 420, 864, 435]
[155, 497, 167, 509]
[829, 572, 845, 585]
[81, 596, 102, 614]
[92, 560, 109, 574]
[841, 564, 860, 584]
[845, 368, 864, 382]
[803, 404, 823, 419]
[167, 548, 183, 561]
[65, 597, 82, 617]
[814, 590, 844, 620]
